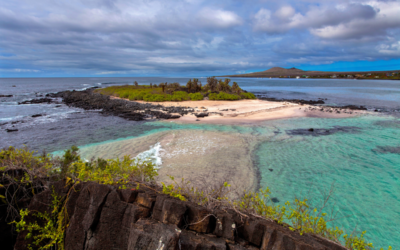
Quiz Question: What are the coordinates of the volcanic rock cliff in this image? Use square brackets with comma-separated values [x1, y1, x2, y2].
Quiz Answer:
[1, 177, 348, 250]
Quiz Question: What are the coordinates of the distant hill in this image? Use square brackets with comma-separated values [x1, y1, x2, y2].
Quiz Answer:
[260, 67, 308, 74]
[221, 67, 399, 78]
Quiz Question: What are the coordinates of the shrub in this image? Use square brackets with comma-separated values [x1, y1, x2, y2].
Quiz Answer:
[188, 93, 204, 101]
[128, 91, 147, 101]
[240, 92, 256, 99]
[171, 91, 189, 101]
[209, 92, 240, 101]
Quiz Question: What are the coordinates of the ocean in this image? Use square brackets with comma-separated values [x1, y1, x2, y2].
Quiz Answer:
[1, 77, 399, 248]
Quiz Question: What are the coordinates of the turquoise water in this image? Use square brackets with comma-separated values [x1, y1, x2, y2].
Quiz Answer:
[61, 114, 399, 248]
[255, 116, 400, 248]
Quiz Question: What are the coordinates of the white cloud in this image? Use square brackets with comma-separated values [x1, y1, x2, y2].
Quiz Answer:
[252, 1, 400, 40]
[0, 69, 40, 72]
[197, 8, 242, 28]
[275, 5, 295, 20]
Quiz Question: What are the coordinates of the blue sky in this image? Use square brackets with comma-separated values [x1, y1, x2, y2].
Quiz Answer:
[1, 0, 399, 77]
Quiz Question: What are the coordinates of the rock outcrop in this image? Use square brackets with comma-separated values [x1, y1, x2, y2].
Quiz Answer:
[49, 89, 193, 121]
[5, 180, 348, 250]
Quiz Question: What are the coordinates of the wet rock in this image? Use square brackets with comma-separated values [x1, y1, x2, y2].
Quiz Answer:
[373, 146, 400, 155]
[195, 112, 209, 118]
[287, 126, 360, 136]
[6, 129, 18, 132]
[257, 96, 325, 105]
[18, 98, 55, 105]
[271, 197, 280, 203]
[31, 114, 45, 118]
[268, 168, 273, 172]
[308, 128, 314, 132]
[0, 95, 13, 98]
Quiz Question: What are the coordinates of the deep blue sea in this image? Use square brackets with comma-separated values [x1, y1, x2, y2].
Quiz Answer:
[1, 77, 399, 248]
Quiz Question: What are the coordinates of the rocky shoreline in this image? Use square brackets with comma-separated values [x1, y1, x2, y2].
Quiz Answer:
[48, 88, 196, 121]
[255, 95, 368, 110]
[2, 88, 375, 132]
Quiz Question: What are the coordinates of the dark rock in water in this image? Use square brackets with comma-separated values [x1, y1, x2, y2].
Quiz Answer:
[374, 120, 400, 128]
[12, 85, 16, 87]
[256, 96, 325, 105]
[195, 112, 209, 118]
[55, 89, 193, 121]
[332, 105, 367, 111]
[0, 94, 13, 98]
[271, 197, 280, 203]
[287, 126, 360, 136]
[19, 98, 54, 105]
[6, 129, 18, 132]
[268, 168, 273, 172]
[373, 146, 400, 155]
[31, 114, 45, 118]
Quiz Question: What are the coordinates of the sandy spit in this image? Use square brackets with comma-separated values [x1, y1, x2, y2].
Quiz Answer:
[131, 99, 367, 125]
[78, 130, 259, 198]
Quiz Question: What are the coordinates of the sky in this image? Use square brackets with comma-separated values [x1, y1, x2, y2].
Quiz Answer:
[1, 0, 400, 77]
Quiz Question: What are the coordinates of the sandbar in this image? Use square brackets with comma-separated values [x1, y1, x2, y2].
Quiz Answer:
[78, 130, 258, 198]
[132, 99, 366, 125]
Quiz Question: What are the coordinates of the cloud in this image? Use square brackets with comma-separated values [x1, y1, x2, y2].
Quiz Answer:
[197, 8, 243, 29]
[0, 0, 399, 76]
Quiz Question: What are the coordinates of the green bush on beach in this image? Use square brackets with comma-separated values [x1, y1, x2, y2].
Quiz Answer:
[0, 146, 392, 250]
[94, 77, 255, 102]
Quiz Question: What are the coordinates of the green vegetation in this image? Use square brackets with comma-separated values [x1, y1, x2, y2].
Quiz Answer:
[0, 146, 392, 250]
[13, 188, 68, 250]
[94, 77, 256, 102]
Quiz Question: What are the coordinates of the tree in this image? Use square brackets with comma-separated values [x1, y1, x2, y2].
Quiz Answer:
[232, 82, 241, 94]
[192, 78, 199, 93]
[160, 83, 165, 92]
[186, 79, 192, 93]
[206, 77, 218, 92]
[150, 83, 153, 88]
[134, 81, 138, 87]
